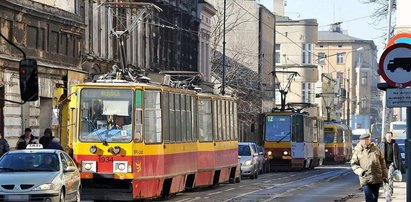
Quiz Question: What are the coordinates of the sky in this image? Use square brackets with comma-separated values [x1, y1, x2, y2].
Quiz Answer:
[259, 0, 390, 57]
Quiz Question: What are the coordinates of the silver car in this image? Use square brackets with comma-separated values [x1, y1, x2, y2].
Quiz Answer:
[0, 145, 81, 202]
[238, 142, 259, 179]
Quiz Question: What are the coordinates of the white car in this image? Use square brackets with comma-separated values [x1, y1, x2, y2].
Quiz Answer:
[0, 144, 81, 202]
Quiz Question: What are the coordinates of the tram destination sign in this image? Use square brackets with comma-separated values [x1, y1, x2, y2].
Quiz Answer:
[386, 88, 411, 108]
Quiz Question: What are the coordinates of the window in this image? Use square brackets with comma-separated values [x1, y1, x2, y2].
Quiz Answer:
[337, 53, 345, 64]
[275, 44, 281, 64]
[60, 154, 68, 170]
[135, 90, 143, 142]
[318, 52, 326, 64]
[175, 94, 181, 142]
[302, 83, 314, 103]
[336, 72, 344, 85]
[361, 72, 367, 85]
[338, 44, 343, 48]
[361, 98, 367, 109]
[162, 92, 170, 142]
[169, 94, 176, 142]
[144, 91, 162, 144]
[302, 44, 313, 64]
[198, 100, 212, 142]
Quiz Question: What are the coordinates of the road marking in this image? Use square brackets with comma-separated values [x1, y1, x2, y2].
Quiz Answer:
[186, 197, 202, 202]
[222, 170, 338, 202]
[175, 198, 192, 202]
[239, 185, 244, 188]
[264, 180, 271, 183]
[225, 188, 235, 192]
[207, 191, 222, 196]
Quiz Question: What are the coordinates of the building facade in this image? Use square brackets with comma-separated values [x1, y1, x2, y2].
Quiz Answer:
[0, 0, 86, 146]
[275, 17, 319, 117]
[198, 1, 216, 82]
[82, 0, 201, 80]
[316, 25, 379, 129]
[208, 0, 275, 142]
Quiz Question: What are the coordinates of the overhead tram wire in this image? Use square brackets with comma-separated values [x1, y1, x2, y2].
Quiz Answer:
[231, 0, 339, 73]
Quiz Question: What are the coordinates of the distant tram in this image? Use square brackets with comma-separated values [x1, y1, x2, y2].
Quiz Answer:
[323, 122, 352, 164]
[259, 110, 324, 171]
[59, 76, 240, 200]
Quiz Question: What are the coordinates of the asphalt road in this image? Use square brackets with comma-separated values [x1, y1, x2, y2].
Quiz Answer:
[157, 164, 362, 202]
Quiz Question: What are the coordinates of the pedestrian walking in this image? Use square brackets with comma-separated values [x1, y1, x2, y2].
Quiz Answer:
[351, 133, 388, 202]
[16, 128, 38, 150]
[47, 138, 63, 150]
[379, 131, 402, 199]
[39, 128, 54, 149]
[0, 133, 10, 157]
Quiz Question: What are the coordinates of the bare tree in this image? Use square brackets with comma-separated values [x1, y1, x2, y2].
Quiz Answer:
[359, 0, 396, 24]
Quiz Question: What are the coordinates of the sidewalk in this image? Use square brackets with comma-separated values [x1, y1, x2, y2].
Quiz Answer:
[345, 181, 406, 202]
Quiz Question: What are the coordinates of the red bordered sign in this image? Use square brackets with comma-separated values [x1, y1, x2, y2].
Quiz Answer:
[379, 43, 411, 87]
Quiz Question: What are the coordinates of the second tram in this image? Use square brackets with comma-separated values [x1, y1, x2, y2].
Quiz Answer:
[259, 110, 324, 171]
[323, 122, 352, 164]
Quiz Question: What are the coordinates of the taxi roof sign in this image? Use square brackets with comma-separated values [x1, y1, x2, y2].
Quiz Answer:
[26, 144, 43, 149]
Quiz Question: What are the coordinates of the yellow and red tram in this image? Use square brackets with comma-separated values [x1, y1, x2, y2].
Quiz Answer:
[62, 80, 239, 200]
[323, 122, 352, 164]
[260, 111, 324, 171]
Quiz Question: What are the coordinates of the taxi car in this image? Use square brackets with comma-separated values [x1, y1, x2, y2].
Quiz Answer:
[0, 144, 81, 202]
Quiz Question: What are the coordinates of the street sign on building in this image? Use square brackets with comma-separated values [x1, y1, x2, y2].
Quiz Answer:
[386, 88, 411, 108]
[379, 43, 411, 87]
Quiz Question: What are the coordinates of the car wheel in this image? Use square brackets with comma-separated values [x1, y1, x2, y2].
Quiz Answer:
[250, 172, 255, 179]
[235, 176, 241, 183]
[59, 189, 65, 202]
[255, 171, 258, 179]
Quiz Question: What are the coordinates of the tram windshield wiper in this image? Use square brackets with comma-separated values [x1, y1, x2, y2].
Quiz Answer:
[276, 132, 291, 143]
[92, 129, 109, 146]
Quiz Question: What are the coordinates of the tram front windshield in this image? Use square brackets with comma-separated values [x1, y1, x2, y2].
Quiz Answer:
[79, 88, 133, 143]
[265, 116, 291, 142]
[324, 132, 335, 143]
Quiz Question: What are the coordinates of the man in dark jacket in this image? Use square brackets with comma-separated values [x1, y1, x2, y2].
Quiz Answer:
[47, 138, 63, 150]
[378, 131, 402, 170]
[39, 128, 54, 149]
[0, 133, 10, 157]
[16, 128, 38, 150]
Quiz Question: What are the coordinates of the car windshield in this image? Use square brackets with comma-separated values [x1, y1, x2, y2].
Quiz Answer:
[265, 116, 291, 142]
[238, 145, 251, 156]
[79, 88, 133, 143]
[324, 133, 335, 143]
[0, 153, 59, 172]
[392, 124, 406, 131]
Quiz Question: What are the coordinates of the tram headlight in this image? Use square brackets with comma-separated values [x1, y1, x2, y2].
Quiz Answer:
[113, 161, 128, 173]
[283, 151, 288, 155]
[82, 161, 96, 172]
[112, 146, 121, 155]
[267, 151, 272, 156]
[89, 145, 97, 154]
[325, 149, 329, 153]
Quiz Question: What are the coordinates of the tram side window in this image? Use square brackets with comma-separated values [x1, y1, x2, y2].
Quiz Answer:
[169, 94, 176, 142]
[144, 91, 162, 144]
[186, 96, 193, 142]
[175, 94, 182, 142]
[312, 120, 318, 143]
[292, 115, 304, 142]
[162, 92, 170, 142]
[212, 100, 218, 141]
[222, 100, 227, 140]
[336, 129, 344, 143]
[218, 100, 223, 140]
[181, 95, 187, 142]
[192, 96, 197, 141]
[134, 90, 143, 142]
[199, 99, 212, 142]
[228, 102, 233, 140]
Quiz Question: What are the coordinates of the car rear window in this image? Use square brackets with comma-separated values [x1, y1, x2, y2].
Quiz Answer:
[238, 145, 251, 156]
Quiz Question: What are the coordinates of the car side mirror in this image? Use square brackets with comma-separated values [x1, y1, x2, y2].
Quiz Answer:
[64, 166, 76, 172]
[253, 153, 258, 157]
[258, 152, 263, 155]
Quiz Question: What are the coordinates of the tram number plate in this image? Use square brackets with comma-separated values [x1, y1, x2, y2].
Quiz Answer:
[98, 156, 114, 163]
[282, 156, 292, 160]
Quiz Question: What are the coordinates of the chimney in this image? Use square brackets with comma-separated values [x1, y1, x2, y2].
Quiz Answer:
[273, 0, 284, 16]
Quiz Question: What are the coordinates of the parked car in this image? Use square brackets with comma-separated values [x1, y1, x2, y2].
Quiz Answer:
[238, 142, 259, 179]
[0, 144, 81, 202]
[257, 146, 267, 174]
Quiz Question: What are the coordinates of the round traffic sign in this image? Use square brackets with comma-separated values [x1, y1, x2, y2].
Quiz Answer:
[386, 33, 411, 47]
[379, 43, 411, 87]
